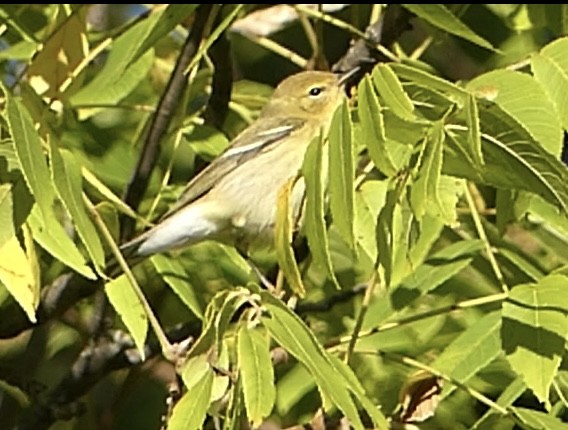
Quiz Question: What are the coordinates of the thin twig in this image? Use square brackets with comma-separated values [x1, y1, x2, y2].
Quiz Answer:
[464, 182, 509, 293]
[345, 271, 378, 364]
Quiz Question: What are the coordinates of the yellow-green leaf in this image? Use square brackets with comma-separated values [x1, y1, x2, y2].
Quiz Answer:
[238, 326, 276, 427]
[328, 100, 355, 252]
[357, 76, 397, 177]
[105, 275, 148, 359]
[275, 177, 305, 297]
[302, 136, 339, 288]
[0, 235, 38, 322]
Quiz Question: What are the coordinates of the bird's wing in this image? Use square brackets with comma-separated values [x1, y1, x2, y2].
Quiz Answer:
[161, 116, 306, 219]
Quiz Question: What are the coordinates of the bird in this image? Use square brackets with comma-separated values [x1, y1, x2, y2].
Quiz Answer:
[120, 70, 349, 260]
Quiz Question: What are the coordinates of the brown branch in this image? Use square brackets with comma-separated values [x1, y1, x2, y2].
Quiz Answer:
[203, 29, 233, 129]
[121, 5, 214, 240]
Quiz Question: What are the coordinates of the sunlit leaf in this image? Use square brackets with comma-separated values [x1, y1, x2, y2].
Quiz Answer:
[275, 177, 305, 297]
[105, 275, 148, 359]
[238, 326, 275, 427]
[27, 205, 95, 279]
[0, 235, 38, 323]
[49, 143, 105, 272]
[168, 369, 214, 430]
[151, 254, 205, 319]
[260, 292, 368, 430]
[532, 36, 568, 131]
[302, 135, 339, 288]
[357, 76, 397, 176]
[373, 64, 416, 121]
[502, 274, 568, 409]
[467, 69, 563, 156]
[328, 100, 355, 252]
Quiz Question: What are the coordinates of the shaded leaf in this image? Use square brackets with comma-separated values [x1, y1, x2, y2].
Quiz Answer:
[151, 254, 205, 319]
[433, 311, 502, 397]
[105, 275, 148, 358]
[27, 5, 87, 98]
[401, 4, 495, 50]
[128, 4, 198, 68]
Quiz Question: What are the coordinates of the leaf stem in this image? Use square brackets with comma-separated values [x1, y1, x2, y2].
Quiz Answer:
[345, 271, 378, 364]
[84, 194, 176, 360]
[464, 182, 509, 293]
[332, 292, 507, 347]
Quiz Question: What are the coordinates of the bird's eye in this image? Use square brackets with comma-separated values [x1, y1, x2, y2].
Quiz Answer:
[309, 86, 324, 97]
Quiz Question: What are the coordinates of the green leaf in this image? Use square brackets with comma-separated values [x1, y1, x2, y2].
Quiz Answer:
[401, 4, 495, 50]
[473, 378, 527, 429]
[444, 101, 568, 212]
[513, 407, 568, 430]
[355, 180, 389, 262]
[0, 235, 38, 323]
[410, 122, 445, 221]
[464, 93, 484, 166]
[327, 355, 389, 429]
[274, 177, 305, 297]
[260, 292, 367, 430]
[70, 18, 155, 111]
[373, 64, 416, 121]
[27, 205, 95, 279]
[433, 311, 502, 397]
[376, 187, 399, 288]
[391, 63, 469, 105]
[467, 69, 563, 156]
[357, 76, 397, 176]
[302, 135, 339, 288]
[168, 369, 214, 430]
[128, 4, 198, 68]
[4, 91, 55, 216]
[188, 288, 251, 358]
[502, 274, 568, 409]
[49, 143, 105, 272]
[328, 100, 355, 252]
[105, 275, 148, 359]
[366, 239, 483, 327]
[237, 326, 276, 427]
[151, 254, 205, 319]
[531, 37, 568, 131]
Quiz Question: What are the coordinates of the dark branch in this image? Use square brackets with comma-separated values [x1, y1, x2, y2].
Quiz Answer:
[121, 5, 214, 240]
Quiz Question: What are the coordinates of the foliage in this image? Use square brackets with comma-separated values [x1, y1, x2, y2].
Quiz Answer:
[1, 4, 568, 430]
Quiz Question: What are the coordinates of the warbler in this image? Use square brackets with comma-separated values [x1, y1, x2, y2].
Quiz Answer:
[121, 70, 348, 257]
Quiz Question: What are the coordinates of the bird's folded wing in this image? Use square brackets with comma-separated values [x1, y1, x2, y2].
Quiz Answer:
[161, 116, 306, 219]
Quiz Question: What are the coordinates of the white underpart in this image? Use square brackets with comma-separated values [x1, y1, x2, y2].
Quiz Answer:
[136, 202, 221, 256]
